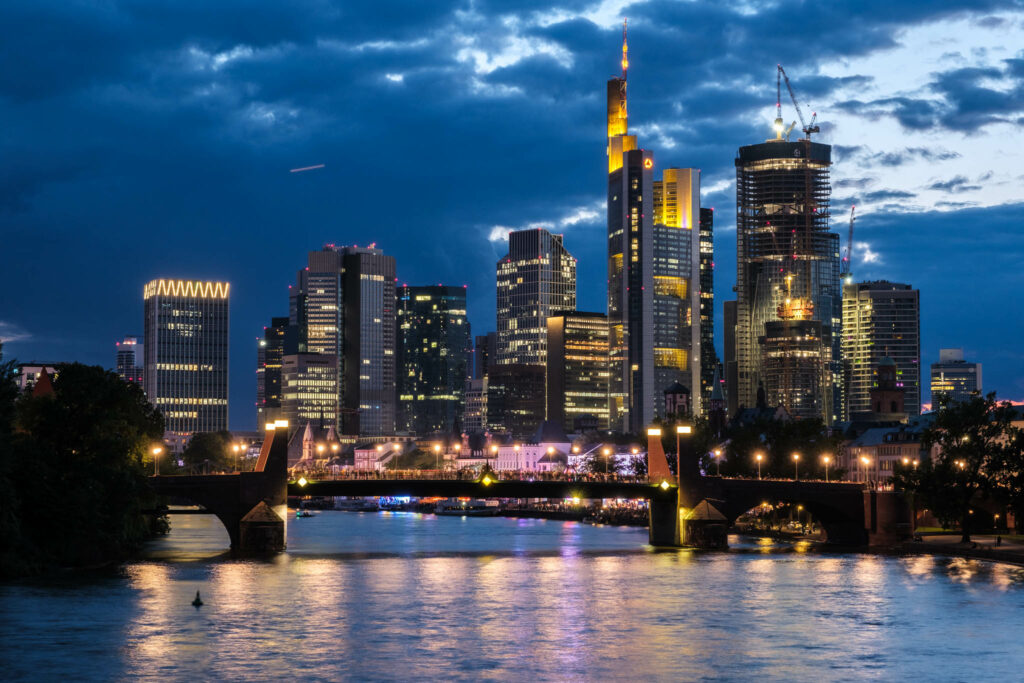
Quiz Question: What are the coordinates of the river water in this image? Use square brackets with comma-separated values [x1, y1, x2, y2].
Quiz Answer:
[3, 510, 1024, 681]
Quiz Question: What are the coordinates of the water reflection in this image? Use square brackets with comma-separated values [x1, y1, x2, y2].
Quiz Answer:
[3, 513, 1024, 680]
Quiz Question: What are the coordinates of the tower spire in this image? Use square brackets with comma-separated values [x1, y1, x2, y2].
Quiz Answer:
[621, 18, 629, 80]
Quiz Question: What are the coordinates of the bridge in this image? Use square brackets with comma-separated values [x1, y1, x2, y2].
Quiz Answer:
[150, 424, 909, 554]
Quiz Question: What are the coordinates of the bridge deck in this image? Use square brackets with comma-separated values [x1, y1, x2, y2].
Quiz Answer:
[289, 477, 676, 501]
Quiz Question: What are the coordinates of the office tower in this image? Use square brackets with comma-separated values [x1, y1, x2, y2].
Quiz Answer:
[723, 300, 738, 416]
[546, 312, 611, 432]
[463, 378, 488, 433]
[256, 317, 289, 428]
[841, 280, 921, 418]
[474, 332, 497, 379]
[290, 244, 397, 436]
[397, 285, 470, 436]
[281, 353, 338, 430]
[496, 228, 576, 367]
[652, 167, 702, 418]
[735, 135, 840, 422]
[930, 348, 981, 404]
[143, 279, 229, 436]
[486, 364, 546, 438]
[698, 208, 717, 411]
[115, 335, 143, 386]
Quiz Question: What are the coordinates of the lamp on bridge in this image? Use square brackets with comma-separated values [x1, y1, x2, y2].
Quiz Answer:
[489, 444, 498, 468]
[152, 446, 163, 476]
[792, 452, 800, 481]
[822, 454, 831, 482]
[755, 452, 763, 480]
[602, 446, 612, 475]
[433, 444, 441, 470]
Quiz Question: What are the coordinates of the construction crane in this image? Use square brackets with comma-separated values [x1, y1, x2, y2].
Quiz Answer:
[841, 205, 856, 282]
[778, 64, 819, 140]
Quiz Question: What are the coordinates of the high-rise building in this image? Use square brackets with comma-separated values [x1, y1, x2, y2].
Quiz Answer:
[546, 312, 610, 432]
[290, 245, 397, 436]
[115, 335, 143, 387]
[698, 208, 717, 410]
[724, 300, 738, 416]
[486, 364, 546, 438]
[606, 33, 702, 430]
[463, 378, 488, 434]
[841, 280, 921, 418]
[143, 279, 229, 436]
[930, 348, 981, 405]
[735, 136, 840, 422]
[281, 353, 338, 430]
[474, 332, 497, 379]
[397, 285, 470, 436]
[496, 228, 576, 367]
[256, 317, 289, 428]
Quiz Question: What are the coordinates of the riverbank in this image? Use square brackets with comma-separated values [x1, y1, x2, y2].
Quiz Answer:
[899, 534, 1024, 566]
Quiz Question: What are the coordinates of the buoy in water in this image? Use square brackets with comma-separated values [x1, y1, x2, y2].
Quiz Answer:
[192, 591, 204, 608]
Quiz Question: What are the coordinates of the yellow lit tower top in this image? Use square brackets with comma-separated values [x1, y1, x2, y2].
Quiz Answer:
[607, 19, 636, 173]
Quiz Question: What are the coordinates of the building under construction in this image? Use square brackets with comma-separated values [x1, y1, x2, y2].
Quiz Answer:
[734, 88, 841, 422]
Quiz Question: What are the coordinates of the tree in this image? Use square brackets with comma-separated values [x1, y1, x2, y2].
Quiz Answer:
[893, 392, 1021, 543]
[181, 430, 235, 472]
[2, 362, 166, 575]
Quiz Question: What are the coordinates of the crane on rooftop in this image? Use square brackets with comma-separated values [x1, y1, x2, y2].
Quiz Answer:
[777, 64, 819, 140]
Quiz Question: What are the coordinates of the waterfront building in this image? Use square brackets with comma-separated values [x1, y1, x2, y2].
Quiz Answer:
[256, 317, 289, 428]
[281, 353, 339, 434]
[397, 285, 470, 436]
[930, 348, 982, 404]
[844, 415, 932, 485]
[606, 34, 702, 431]
[841, 280, 921, 418]
[115, 336, 143, 387]
[546, 312, 611, 432]
[474, 332, 497, 379]
[496, 228, 576, 367]
[142, 279, 229, 436]
[486, 364, 545, 438]
[290, 244, 397, 436]
[734, 133, 840, 422]
[463, 378, 488, 433]
[699, 208, 717, 411]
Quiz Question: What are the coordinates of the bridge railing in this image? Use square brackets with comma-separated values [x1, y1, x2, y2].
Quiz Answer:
[290, 469, 656, 485]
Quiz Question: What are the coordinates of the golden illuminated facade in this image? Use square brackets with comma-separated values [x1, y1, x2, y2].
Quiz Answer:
[546, 312, 611, 431]
[282, 353, 339, 429]
[143, 278, 229, 436]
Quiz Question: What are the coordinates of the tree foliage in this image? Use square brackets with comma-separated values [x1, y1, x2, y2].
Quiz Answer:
[0, 356, 166, 577]
[181, 430, 235, 472]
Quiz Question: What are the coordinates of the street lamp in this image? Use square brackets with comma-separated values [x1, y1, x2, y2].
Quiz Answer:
[490, 444, 498, 469]
[433, 444, 441, 470]
[713, 449, 722, 476]
[792, 452, 800, 481]
[152, 446, 163, 476]
[755, 452, 763, 480]
[232, 443, 241, 472]
[602, 447, 612, 475]
[860, 456, 871, 484]
[317, 443, 325, 456]
[822, 454, 831, 482]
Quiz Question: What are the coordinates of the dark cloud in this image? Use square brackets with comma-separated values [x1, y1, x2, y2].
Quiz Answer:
[927, 175, 982, 192]
[862, 189, 916, 201]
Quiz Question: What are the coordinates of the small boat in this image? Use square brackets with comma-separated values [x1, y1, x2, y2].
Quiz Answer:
[192, 591, 203, 608]
[434, 498, 500, 517]
[295, 509, 316, 518]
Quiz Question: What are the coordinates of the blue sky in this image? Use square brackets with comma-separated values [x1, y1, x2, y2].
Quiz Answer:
[2, 0, 1023, 428]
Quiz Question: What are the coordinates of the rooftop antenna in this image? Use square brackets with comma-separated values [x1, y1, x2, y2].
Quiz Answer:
[621, 18, 628, 81]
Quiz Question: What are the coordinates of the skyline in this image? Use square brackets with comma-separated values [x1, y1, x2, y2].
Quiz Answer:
[3, 2, 1024, 429]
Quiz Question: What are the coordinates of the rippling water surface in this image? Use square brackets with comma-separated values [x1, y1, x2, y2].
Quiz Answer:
[3, 511, 1024, 681]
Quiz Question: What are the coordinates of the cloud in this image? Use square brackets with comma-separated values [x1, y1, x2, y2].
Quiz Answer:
[858, 242, 883, 264]
[486, 200, 603, 243]
[862, 189, 916, 201]
[0, 322, 31, 344]
[927, 175, 982, 192]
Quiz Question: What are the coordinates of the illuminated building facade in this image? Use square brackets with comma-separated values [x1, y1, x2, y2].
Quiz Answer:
[281, 353, 338, 429]
[486, 364, 545, 438]
[496, 228, 576, 367]
[930, 348, 982, 404]
[606, 35, 703, 430]
[143, 279, 229, 436]
[735, 140, 840, 423]
[290, 245, 397, 436]
[397, 285, 470, 436]
[256, 317, 289, 428]
[116, 335, 143, 386]
[699, 208, 718, 410]
[463, 378, 488, 433]
[841, 280, 920, 418]
[546, 312, 611, 431]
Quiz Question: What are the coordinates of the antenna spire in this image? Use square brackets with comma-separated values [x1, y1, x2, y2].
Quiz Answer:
[621, 18, 629, 80]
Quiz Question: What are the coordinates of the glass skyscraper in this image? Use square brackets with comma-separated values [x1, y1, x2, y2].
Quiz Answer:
[546, 312, 611, 431]
[143, 279, 229, 436]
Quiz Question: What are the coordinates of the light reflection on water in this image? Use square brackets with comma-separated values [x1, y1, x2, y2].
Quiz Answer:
[2, 511, 1024, 680]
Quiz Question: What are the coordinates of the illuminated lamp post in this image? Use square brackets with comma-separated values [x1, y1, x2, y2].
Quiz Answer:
[822, 454, 831, 482]
[755, 452, 763, 480]
[490, 444, 498, 469]
[152, 446, 163, 476]
[860, 456, 871, 485]
[792, 452, 800, 481]
[434, 444, 441, 471]
[602, 447, 611, 475]
[232, 443, 241, 472]
[713, 449, 722, 477]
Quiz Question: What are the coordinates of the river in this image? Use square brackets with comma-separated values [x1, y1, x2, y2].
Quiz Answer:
[2, 510, 1024, 681]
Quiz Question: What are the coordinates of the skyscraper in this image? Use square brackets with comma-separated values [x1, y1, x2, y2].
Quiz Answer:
[606, 31, 702, 430]
[930, 348, 980, 405]
[143, 279, 229, 436]
[496, 228, 576, 367]
[486, 364, 546, 438]
[281, 353, 338, 430]
[735, 135, 840, 422]
[256, 316, 289, 428]
[473, 332, 497, 379]
[546, 312, 611, 431]
[699, 208, 717, 410]
[841, 280, 921, 418]
[723, 300, 739, 416]
[290, 245, 397, 436]
[397, 285, 470, 436]
[115, 335, 143, 387]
